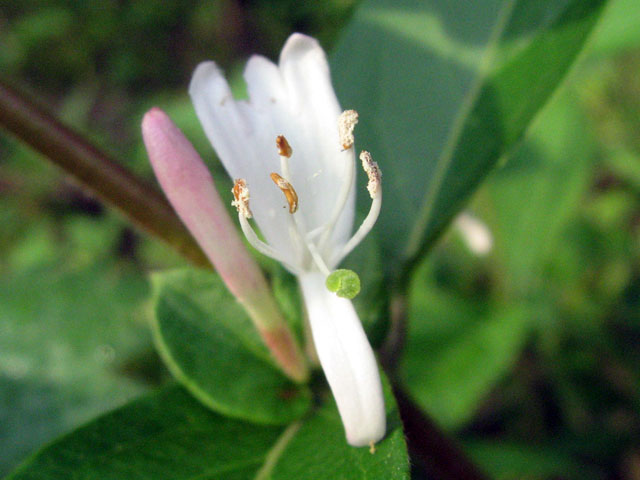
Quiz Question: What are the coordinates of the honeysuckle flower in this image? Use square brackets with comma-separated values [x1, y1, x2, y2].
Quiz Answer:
[142, 108, 308, 383]
[189, 33, 385, 447]
[454, 212, 493, 256]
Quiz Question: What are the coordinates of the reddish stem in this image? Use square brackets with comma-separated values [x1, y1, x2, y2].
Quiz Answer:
[0, 78, 209, 269]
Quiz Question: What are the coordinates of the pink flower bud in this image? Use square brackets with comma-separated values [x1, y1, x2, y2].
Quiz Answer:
[142, 108, 308, 382]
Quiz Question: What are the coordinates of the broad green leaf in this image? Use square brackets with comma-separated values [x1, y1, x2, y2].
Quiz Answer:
[401, 263, 531, 428]
[332, 0, 607, 275]
[588, 0, 640, 55]
[482, 88, 594, 293]
[7, 380, 409, 479]
[464, 440, 605, 479]
[0, 260, 152, 476]
[6, 386, 285, 480]
[152, 269, 311, 425]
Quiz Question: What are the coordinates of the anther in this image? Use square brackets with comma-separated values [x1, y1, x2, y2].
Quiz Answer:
[338, 110, 359, 150]
[276, 135, 293, 158]
[270, 172, 298, 214]
[231, 179, 252, 218]
[360, 151, 381, 199]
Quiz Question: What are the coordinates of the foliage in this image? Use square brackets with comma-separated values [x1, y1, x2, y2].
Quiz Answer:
[2, 0, 640, 478]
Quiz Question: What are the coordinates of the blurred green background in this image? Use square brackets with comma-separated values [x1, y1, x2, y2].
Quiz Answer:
[1, 1, 639, 479]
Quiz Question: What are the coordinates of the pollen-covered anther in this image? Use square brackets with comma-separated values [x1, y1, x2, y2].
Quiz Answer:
[360, 151, 381, 199]
[338, 110, 359, 150]
[231, 178, 252, 218]
[270, 172, 298, 214]
[276, 135, 293, 158]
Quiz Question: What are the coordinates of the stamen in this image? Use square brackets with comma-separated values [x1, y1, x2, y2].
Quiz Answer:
[338, 110, 358, 150]
[270, 172, 298, 214]
[305, 239, 331, 276]
[232, 179, 302, 273]
[276, 135, 293, 181]
[238, 214, 302, 275]
[267, 170, 331, 275]
[331, 151, 382, 267]
[315, 111, 360, 252]
[231, 178, 252, 218]
[360, 151, 381, 199]
[276, 135, 292, 158]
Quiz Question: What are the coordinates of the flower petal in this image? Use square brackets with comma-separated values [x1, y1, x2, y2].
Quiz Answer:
[190, 34, 357, 270]
[454, 212, 493, 255]
[299, 272, 386, 447]
[190, 61, 297, 265]
[244, 55, 287, 113]
[278, 34, 355, 249]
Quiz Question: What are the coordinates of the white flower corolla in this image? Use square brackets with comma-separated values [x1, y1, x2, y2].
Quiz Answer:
[454, 212, 493, 256]
[189, 33, 385, 447]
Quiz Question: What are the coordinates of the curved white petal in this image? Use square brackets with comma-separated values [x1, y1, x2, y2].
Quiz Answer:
[190, 34, 358, 271]
[244, 55, 287, 112]
[278, 34, 355, 249]
[299, 272, 386, 447]
[190, 61, 297, 265]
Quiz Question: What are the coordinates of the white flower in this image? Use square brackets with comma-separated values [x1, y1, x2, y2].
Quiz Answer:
[189, 33, 385, 447]
[454, 212, 493, 256]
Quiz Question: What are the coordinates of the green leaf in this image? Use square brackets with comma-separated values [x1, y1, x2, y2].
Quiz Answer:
[152, 269, 311, 425]
[464, 440, 605, 479]
[401, 264, 531, 428]
[332, 0, 607, 275]
[269, 376, 408, 479]
[0, 260, 152, 476]
[6, 386, 285, 480]
[7, 380, 409, 480]
[588, 0, 640, 55]
[482, 88, 595, 293]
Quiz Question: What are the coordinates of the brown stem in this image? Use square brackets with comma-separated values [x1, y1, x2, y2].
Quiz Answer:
[393, 385, 490, 480]
[380, 292, 408, 373]
[0, 78, 210, 269]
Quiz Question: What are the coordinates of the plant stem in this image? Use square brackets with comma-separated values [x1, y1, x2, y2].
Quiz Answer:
[0, 78, 210, 269]
[394, 385, 489, 480]
[380, 293, 408, 372]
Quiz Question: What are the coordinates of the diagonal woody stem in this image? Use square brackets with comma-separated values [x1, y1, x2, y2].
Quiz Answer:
[0, 78, 210, 269]
[393, 384, 490, 480]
